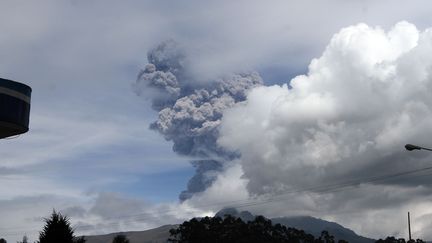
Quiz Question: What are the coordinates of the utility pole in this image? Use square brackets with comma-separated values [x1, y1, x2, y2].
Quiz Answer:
[408, 212, 412, 241]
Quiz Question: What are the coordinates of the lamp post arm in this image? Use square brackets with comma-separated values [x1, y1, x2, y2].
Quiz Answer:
[405, 144, 432, 152]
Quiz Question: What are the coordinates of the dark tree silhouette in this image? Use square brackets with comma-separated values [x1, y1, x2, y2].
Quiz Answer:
[316, 231, 335, 243]
[375, 237, 425, 243]
[37, 210, 85, 243]
[17, 235, 28, 243]
[112, 234, 130, 243]
[168, 215, 342, 243]
[75, 237, 86, 243]
[0, 238, 6, 243]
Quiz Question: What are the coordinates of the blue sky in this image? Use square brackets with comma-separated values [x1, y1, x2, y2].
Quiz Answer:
[3, 1, 432, 242]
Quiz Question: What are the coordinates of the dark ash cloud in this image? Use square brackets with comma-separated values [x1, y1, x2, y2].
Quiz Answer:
[134, 41, 263, 200]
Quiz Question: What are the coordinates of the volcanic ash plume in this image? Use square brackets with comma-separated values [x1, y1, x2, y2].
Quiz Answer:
[134, 40, 263, 200]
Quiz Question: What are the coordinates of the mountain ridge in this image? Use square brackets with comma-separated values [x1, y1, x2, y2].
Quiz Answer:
[216, 208, 374, 243]
[82, 209, 375, 243]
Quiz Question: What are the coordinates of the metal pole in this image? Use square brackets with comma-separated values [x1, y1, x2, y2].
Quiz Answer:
[408, 212, 412, 241]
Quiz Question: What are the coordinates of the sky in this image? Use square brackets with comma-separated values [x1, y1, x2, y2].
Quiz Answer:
[3, 0, 432, 242]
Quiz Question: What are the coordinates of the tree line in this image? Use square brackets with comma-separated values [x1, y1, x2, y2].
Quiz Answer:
[169, 214, 343, 243]
[0, 211, 425, 243]
[168, 215, 426, 243]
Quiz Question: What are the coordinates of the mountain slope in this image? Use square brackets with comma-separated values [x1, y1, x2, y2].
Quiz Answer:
[272, 216, 374, 243]
[216, 208, 374, 243]
[82, 224, 174, 243]
[82, 209, 375, 243]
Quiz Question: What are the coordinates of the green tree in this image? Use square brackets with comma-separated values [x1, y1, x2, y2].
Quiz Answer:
[37, 210, 85, 243]
[376, 237, 425, 243]
[316, 231, 335, 243]
[112, 234, 130, 243]
[17, 235, 28, 243]
[168, 215, 334, 243]
[75, 237, 86, 243]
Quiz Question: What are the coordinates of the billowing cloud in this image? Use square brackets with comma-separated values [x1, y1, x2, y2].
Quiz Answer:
[218, 21, 432, 195]
[134, 41, 263, 200]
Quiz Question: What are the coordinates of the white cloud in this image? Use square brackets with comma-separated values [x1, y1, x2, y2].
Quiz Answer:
[219, 21, 432, 192]
[185, 164, 250, 208]
[215, 21, 432, 238]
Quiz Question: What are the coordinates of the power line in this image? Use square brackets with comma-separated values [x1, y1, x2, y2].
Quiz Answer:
[83, 164, 432, 222]
[3, 164, 432, 236]
[74, 164, 432, 231]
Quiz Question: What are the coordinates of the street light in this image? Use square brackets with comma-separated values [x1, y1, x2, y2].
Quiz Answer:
[404, 143, 432, 241]
[0, 78, 32, 139]
[405, 144, 432, 152]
